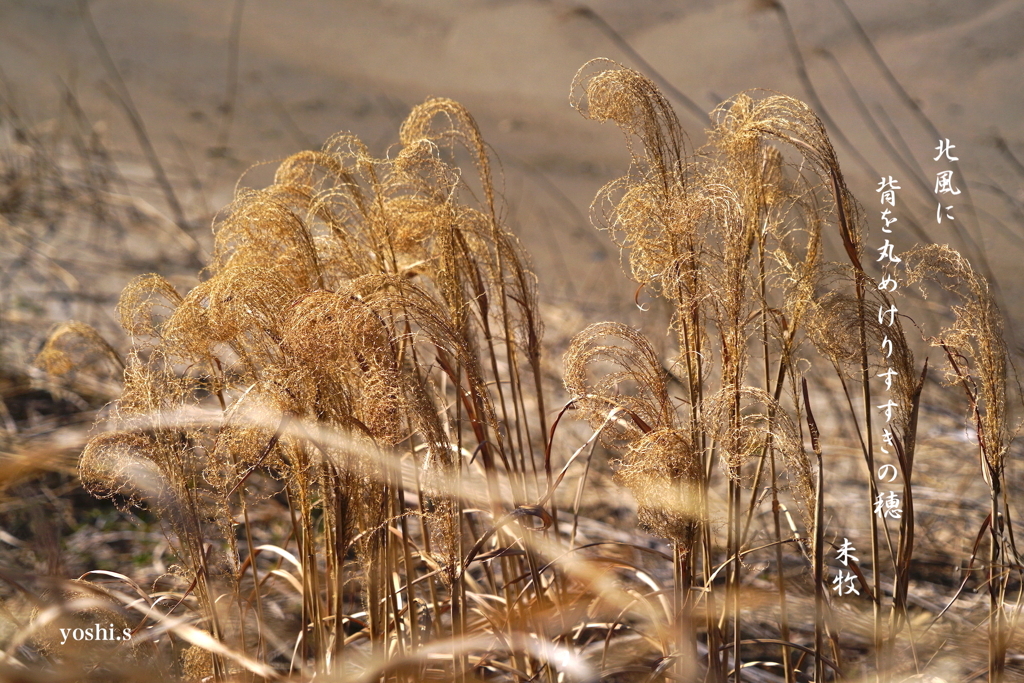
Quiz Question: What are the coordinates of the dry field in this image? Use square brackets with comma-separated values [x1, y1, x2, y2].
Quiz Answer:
[2, 1, 1024, 681]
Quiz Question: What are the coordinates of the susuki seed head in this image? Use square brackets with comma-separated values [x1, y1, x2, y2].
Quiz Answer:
[617, 428, 700, 543]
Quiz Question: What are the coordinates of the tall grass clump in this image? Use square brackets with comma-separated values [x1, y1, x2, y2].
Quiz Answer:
[16, 61, 1021, 683]
[565, 58, 1020, 682]
[28, 98, 567, 682]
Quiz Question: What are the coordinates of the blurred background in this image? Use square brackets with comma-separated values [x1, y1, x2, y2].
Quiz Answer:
[2, 0, 1022, 340]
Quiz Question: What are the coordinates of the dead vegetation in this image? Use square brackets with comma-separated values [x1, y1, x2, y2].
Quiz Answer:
[1, 55, 1023, 683]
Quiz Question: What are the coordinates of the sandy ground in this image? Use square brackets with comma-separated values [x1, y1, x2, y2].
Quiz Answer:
[2, 0, 1022, 327]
